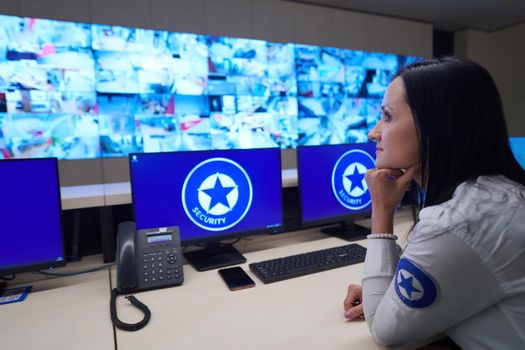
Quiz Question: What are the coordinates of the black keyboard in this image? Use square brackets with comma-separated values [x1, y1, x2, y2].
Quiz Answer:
[249, 243, 367, 284]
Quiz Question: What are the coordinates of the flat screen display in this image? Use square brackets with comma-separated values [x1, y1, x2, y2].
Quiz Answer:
[0, 158, 65, 274]
[297, 142, 376, 225]
[0, 14, 421, 159]
[130, 148, 282, 244]
[510, 137, 525, 170]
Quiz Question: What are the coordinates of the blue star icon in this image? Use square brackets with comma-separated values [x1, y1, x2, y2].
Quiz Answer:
[345, 166, 365, 192]
[201, 173, 236, 212]
[398, 271, 422, 300]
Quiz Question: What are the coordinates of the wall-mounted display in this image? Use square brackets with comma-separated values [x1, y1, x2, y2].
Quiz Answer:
[0, 14, 421, 159]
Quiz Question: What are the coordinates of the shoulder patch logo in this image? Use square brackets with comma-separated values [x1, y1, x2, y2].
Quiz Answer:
[395, 258, 439, 308]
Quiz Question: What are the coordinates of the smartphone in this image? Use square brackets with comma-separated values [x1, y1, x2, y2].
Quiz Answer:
[218, 266, 256, 291]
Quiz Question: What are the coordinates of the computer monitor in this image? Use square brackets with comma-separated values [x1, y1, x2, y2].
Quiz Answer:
[0, 158, 65, 290]
[129, 148, 283, 270]
[297, 142, 376, 240]
[509, 137, 525, 170]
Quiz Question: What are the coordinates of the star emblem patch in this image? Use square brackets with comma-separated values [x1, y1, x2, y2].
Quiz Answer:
[395, 258, 439, 309]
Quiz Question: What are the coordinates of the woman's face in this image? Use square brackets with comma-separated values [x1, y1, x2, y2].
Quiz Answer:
[368, 77, 419, 170]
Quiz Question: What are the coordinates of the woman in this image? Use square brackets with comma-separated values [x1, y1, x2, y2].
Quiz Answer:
[343, 57, 525, 348]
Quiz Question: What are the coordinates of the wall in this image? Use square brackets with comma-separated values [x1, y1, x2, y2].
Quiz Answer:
[455, 24, 525, 137]
[490, 23, 525, 137]
[0, 0, 433, 185]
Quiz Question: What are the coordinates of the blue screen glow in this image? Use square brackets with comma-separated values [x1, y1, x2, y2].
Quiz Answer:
[0, 158, 64, 273]
[510, 137, 525, 170]
[130, 148, 283, 243]
[298, 143, 376, 224]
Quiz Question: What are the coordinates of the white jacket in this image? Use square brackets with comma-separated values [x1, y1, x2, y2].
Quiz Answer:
[362, 175, 525, 349]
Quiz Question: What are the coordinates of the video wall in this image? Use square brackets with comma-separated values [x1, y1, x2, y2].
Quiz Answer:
[0, 14, 421, 159]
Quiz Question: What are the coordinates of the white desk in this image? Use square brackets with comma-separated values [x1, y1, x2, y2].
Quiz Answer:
[111, 212, 416, 350]
[61, 183, 105, 210]
[0, 210, 422, 350]
[0, 269, 114, 350]
[111, 236, 379, 350]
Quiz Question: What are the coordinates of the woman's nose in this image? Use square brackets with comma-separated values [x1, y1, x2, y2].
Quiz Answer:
[368, 124, 381, 142]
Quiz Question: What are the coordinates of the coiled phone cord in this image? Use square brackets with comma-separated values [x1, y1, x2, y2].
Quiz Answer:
[110, 288, 151, 332]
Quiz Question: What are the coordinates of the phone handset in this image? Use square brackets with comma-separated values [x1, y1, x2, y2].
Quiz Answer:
[112, 222, 150, 332]
[111, 222, 184, 331]
[116, 221, 138, 292]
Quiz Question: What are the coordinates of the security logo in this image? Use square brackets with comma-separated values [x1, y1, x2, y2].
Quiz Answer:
[395, 258, 439, 309]
[182, 158, 253, 231]
[331, 149, 375, 210]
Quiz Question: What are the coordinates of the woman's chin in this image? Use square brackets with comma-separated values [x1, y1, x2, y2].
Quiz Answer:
[375, 160, 407, 170]
[375, 159, 393, 169]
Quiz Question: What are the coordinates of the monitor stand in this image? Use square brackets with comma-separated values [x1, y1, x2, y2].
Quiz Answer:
[183, 243, 247, 271]
[321, 220, 370, 241]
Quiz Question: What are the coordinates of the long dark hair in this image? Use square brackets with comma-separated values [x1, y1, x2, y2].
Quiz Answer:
[396, 57, 525, 208]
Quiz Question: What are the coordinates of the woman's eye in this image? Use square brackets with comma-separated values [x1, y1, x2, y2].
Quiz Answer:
[384, 112, 392, 122]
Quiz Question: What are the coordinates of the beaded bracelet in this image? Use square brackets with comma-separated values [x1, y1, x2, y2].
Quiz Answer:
[366, 233, 398, 240]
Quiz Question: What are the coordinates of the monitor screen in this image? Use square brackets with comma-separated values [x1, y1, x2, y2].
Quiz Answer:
[297, 142, 376, 229]
[130, 148, 283, 245]
[510, 137, 525, 170]
[0, 158, 65, 275]
[0, 13, 422, 160]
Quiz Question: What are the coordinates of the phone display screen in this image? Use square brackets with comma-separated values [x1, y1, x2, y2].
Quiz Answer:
[218, 267, 256, 291]
[146, 234, 173, 244]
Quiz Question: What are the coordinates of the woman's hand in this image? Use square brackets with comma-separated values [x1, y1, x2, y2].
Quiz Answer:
[343, 284, 363, 320]
[365, 164, 419, 216]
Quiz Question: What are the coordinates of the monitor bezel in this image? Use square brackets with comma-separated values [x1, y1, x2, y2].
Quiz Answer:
[0, 157, 67, 276]
[296, 143, 374, 229]
[128, 147, 284, 246]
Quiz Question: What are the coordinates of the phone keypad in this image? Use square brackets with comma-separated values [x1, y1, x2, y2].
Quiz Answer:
[141, 248, 183, 286]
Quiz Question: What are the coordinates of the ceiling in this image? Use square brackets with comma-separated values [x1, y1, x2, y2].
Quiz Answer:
[285, 0, 525, 32]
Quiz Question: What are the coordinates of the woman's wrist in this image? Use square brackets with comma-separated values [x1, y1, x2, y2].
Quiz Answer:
[372, 204, 396, 217]
[371, 209, 394, 234]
